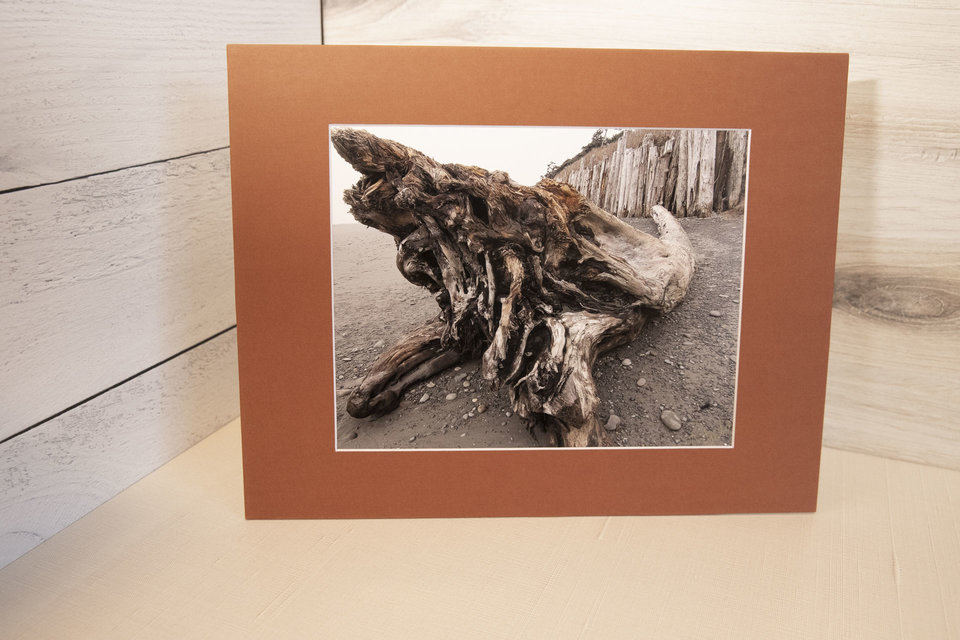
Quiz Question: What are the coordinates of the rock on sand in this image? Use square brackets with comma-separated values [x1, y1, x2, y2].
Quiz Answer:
[605, 414, 622, 432]
[660, 410, 682, 431]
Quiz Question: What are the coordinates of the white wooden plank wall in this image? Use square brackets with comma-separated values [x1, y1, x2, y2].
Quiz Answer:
[1, 150, 236, 437]
[324, 0, 960, 469]
[0, 330, 239, 568]
[0, 2, 322, 566]
[1, 1, 321, 190]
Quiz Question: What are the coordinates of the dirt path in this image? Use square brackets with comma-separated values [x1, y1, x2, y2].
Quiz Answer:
[333, 213, 743, 449]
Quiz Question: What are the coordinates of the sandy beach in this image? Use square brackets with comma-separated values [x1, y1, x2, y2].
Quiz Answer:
[332, 214, 743, 449]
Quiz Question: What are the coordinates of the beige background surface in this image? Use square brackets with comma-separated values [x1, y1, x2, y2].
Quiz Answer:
[1, 419, 957, 639]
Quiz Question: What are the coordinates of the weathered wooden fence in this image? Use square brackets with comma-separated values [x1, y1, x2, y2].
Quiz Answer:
[554, 129, 749, 218]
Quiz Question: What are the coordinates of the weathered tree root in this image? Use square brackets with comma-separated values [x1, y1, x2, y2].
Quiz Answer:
[332, 128, 695, 446]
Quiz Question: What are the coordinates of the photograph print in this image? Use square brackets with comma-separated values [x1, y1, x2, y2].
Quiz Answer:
[330, 125, 749, 450]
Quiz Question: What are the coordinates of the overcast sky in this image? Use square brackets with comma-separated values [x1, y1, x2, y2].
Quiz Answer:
[328, 124, 607, 225]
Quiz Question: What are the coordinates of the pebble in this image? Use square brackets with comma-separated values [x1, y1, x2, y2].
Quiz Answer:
[426, 381, 436, 388]
[462, 414, 470, 420]
[660, 410, 683, 431]
[409, 436, 416, 442]
[683, 341, 694, 347]
[419, 393, 430, 404]
[454, 366, 462, 371]
[462, 381, 470, 388]
[445, 393, 457, 401]
[374, 339, 385, 348]
[709, 310, 722, 317]
[454, 372, 468, 382]
[341, 356, 352, 361]
[621, 358, 632, 366]
[336, 388, 352, 398]
[604, 414, 621, 432]
[505, 411, 512, 417]
[636, 377, 647, 387]
[477, 404, 487, 414]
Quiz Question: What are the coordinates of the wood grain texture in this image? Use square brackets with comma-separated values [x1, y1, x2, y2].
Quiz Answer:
[0, 329, 238, 568]
[0, 149, 236, 440]
[825, 262, 960, 468]
[324, 0, 960, 468]
[0, 0, 322, 190]
[0, 418, 957, 638]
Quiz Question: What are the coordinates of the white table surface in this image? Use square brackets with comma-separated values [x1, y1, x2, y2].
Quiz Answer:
[1, 418, 958, 639]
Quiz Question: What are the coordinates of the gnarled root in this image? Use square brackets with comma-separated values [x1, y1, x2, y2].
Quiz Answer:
[347, 319, 465, 419]
[333, 128, 694, 446]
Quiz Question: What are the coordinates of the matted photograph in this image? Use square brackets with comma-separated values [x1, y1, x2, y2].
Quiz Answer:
[330, 125, 749, 450]
[227, 45, 847, 517]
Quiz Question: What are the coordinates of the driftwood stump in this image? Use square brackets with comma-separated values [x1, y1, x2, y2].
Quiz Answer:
[332, 128, 695, 447]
